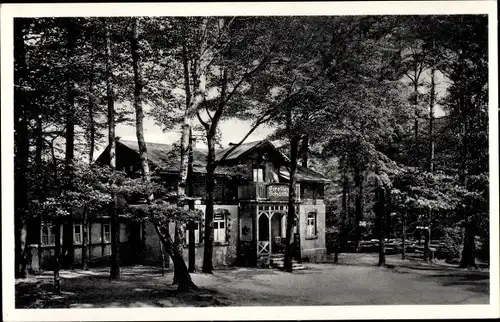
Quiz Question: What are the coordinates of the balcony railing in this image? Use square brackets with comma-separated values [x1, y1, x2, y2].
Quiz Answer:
[237, 182, 301, 202]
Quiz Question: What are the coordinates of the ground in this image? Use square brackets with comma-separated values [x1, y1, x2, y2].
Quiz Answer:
[15, 253, 489, 308]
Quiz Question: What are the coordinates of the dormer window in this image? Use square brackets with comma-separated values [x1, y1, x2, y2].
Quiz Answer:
[253, 168, 264, 182]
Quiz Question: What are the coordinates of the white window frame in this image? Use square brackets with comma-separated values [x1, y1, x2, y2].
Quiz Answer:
[253, 168, 264, 182]
[213, 216, 227, 243]
[103, 223, 111, 243]
[306, 212, 317, 237]
[73, 224, 83, 244]
[41, 223, 57, 246]
[73, 223, 90, 245]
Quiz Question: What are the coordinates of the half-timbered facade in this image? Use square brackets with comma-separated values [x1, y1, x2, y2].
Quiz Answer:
[28, 139, 329, 270]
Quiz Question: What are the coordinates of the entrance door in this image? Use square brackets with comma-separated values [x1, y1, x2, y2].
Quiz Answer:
[271, 212, 285, 254]
[257, 213, 270, 256]
[126, 222, 142, 265]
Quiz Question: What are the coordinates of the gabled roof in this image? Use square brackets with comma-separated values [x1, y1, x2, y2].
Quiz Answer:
[215, 140, 262, 161]
[215, 139, 290, 163]
[279, 165, 331, 183]
[117, 140, 208, 173]
[109, 139, 329, 182]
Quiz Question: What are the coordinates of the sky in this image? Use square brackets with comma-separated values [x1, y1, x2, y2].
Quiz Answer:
[115, 117, 275, 149]
[111, 69, 447, 148]
[93, 58, 450, 161]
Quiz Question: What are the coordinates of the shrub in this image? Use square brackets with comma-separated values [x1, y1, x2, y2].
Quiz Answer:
[436, 227, 463, 263]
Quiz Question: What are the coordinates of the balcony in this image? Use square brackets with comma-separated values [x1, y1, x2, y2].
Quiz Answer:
[237, 182, 301, 202]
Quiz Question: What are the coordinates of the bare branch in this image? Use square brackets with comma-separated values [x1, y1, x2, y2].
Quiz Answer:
[223, 44, 277, 105]
[200, 16, 236, 59]
[196, 109, 209, 131]
[214, 107, 278, 166]
[205, 105, 214, 122]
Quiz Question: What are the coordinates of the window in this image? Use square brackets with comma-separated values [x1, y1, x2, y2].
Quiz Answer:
[74, 224, 82, 244]
[214, 218, 226, 243]
[185, 222, 200, 244]
[73, 224, 90, 244]
[253, 168, 264, 182]
[41, 224, 56, 246]
[306, 212, 317, 237]
[103, 224, 111, 242]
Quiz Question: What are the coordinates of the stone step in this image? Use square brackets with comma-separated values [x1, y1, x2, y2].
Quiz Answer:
[269, 254, 285, 259]
[270, 258, 306, 270]
[271, 263, 307, 270]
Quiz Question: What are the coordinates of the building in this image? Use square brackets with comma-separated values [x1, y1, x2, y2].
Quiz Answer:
[28, 139, 330, 271]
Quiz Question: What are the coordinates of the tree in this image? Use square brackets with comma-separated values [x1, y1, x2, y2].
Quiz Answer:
[319, 16, 411, 255]
[102, 18, 121, 280]
[374, 178, 387, 266]
[14, 18, 32, 279]
[125, 17, 199, 290]
[184, 17, 288, 273]
[436, 16, 488, 268]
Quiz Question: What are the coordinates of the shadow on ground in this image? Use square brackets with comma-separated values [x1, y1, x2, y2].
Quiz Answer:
[15, 254, 490, 308]
[15, 267, 229, 308]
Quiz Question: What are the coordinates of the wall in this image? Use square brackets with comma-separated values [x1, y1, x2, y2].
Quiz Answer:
[71, 223, 127, 265]
[30, 220, 131, 271]
[141, 221, 166, 266]
[140, 204, 239, 269]
[299, 199, 326, 263]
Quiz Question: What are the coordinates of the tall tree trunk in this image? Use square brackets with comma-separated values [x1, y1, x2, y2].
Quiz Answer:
[49, 143, 62, 293]
[459, 218, 477, 268]
[179, 38, 192, 199]
[202, 135, 216, 273]
[82, 207, 89, 270]
[301, 135, 309, 168]
[429, 66, 436, 173]
[353, 166, 364, 252]
[109, 177, 120, 279]
[187, 129, 196, 272]
[284, 120, 299, 272]
[423, 226, 431, 262]
[87, 46, 97, 164]
[375, 184, 386, 267]
[458, 81, 477, 268]
[173, 46, 192, 280]
[335, 166, 349, 263]
[105, 20, 120, 280]
[131, 18, 195, 288]
[413, 79, 420, 168]
[63, 18, 77, 270]
[14, 18, 29, 279]
[53, 223, 62, 294]
[35, 115, 43, 165]
[414, 79, 419, 142]
[172, 222, 185, 284]
[86, 28, 97, 164]
[159, 238, 166, 276]
[181, 38, 196, 272]
[88, 101, 96, 164]
[154, 224, 198, 292]
[130, 18, 150, 180]
[401, 212, 406, 260]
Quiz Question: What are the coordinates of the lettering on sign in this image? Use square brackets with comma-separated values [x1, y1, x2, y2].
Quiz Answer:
[267, 184, 289, 200]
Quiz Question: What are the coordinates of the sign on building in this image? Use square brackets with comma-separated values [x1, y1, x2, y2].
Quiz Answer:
[267, 184, 289, 201]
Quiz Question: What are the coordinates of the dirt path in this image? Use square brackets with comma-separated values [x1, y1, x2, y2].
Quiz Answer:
[15, 254, 489, 308]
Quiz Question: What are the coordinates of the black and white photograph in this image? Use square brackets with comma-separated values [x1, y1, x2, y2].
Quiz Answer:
[1, 1, 498, 321]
